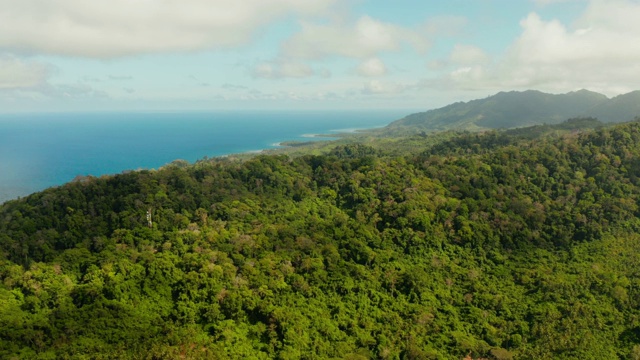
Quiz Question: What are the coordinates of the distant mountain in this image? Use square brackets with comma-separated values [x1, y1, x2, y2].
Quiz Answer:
[590, 90, 640, 123]
[388, 89, 640, 131]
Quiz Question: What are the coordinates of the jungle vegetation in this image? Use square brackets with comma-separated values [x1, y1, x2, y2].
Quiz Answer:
[2, 118, 640, 359]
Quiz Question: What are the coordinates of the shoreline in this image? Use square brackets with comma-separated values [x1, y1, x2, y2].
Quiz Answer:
[272, 124, 384, 148]
[0, 122, 389, 204]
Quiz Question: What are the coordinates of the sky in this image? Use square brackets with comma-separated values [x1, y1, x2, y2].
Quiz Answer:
[1, 0, 639, 112]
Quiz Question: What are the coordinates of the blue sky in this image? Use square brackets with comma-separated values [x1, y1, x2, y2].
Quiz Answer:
[1, 0, 639, 112]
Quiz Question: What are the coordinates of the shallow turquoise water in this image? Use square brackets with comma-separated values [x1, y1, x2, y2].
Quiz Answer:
[0, 110, 404, 202]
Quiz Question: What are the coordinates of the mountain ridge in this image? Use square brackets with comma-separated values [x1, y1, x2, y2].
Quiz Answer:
[388, 89, 640, 131]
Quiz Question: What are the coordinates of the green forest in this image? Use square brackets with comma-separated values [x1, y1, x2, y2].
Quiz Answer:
[3, 118, 640, 359]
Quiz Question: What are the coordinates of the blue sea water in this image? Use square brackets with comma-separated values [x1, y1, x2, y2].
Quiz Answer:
[0, 110, 406, 203]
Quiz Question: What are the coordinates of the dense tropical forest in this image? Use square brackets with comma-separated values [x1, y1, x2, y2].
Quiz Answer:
[3, 117, 640, 359]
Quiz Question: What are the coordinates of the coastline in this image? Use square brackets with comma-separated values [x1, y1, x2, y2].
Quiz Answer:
[0, 117, 393, 204]
[268, 127, 366, 150]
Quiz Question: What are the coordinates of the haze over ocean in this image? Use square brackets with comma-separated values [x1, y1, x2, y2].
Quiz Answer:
[0, 111, 405, 203]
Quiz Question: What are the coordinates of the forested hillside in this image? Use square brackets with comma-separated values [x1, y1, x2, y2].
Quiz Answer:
[3, 120, 640, 359]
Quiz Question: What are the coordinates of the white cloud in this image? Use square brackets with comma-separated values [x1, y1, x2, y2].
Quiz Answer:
[421, 16, 468, 38]
[449, 45, 489, 65]
[356, 58, 387, 77]
[361, 80, 406, 95]
[282, 15, 429, 59]
[0, 56, 51, 90]
[252, 60, 314, 79]
[450, 66, 486, 83]
[0, 54, 118, 108]
[277, 62, 315, 78]
[446, 0, 640, 95]
[0, 0, 336, 58]
[222, 83, 249, 91]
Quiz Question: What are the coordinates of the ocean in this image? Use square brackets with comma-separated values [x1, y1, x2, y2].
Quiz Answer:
[0, 110, 406, 203]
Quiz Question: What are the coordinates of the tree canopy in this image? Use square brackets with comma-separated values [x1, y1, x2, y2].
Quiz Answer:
[2, 119, 640, 359]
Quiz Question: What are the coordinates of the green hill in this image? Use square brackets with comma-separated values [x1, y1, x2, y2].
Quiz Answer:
[3, 118, 640, 358]
[388, 89, 640, 132]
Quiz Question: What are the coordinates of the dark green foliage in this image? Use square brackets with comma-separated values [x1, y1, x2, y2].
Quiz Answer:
[2, 120, 640, 358]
